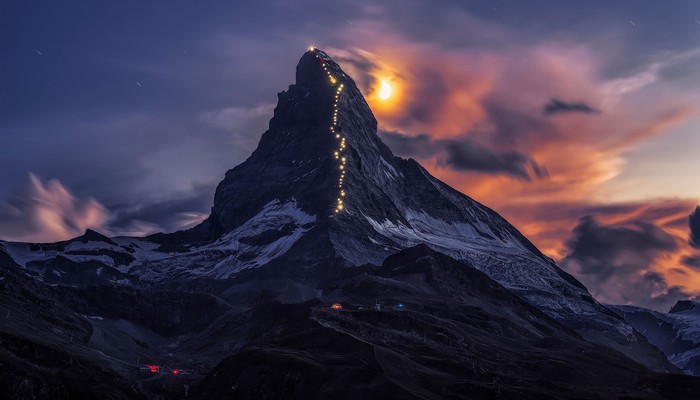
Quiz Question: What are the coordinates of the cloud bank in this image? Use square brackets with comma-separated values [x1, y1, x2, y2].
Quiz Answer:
[543, 99, 599, 115]
[0, 175, 210, 242]
[0, 174, 109, 243]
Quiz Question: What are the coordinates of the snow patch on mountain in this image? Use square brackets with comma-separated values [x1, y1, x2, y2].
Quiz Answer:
[0, 242, 49, 267]
[131, 199, 316, 281]
[64, 240, 116, 252]
[365, 209, 530, 258]
[203, 199, 316, 278]
[612, 303, 700, 374]
[380, 156, 400, 180]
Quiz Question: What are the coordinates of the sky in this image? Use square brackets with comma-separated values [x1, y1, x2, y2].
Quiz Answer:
[2, 0, 700, 311]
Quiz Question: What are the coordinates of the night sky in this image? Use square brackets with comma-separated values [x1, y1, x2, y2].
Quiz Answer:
[2, 1, 700, 310]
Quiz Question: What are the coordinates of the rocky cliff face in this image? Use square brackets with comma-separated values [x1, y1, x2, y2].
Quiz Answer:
[612, 301, 700, 375]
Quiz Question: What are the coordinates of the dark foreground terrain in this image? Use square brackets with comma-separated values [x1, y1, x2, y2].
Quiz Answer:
[2, 245, 700, 399]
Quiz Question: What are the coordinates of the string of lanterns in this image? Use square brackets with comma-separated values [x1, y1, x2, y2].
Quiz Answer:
[309, 46, 347, 213]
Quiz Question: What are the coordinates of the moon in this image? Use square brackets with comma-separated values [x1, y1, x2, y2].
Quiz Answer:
[378, 81, 392, 100]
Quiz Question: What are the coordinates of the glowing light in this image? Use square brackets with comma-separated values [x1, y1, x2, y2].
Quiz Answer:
[307, 45, 316, 52]
[313, 51, 350, 214]
[172, 369, 180, 375]
[378, 81, 392, 100]
[147, 365, 160, 373]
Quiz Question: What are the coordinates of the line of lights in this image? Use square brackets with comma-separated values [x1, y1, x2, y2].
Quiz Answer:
[309, 47, 347, 213]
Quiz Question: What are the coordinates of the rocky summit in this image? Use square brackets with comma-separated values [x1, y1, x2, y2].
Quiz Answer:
[1, 48, 699, 399]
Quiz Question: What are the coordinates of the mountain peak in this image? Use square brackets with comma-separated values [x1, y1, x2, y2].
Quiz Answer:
[669, 300, 700, 314]
[296, 48, 345, 87]
[76, 229, 116, 245]
[206, 48, 388, 238]
[202, 49, 555, 270]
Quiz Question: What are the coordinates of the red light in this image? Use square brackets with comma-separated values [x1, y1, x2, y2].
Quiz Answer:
[147, 365, 160, 373]
[172, 369, 180, 375]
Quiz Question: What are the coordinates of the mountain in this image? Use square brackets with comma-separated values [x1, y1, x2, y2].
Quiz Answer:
[0, 258, 147, 399]
[1, 48, 697, 398]
[189, 245, 700, 400]
[611, 301, 700, 375]
[177, 51, 670, 372]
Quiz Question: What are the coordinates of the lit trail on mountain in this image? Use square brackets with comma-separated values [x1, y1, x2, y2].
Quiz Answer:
[309, 47, 347, 213]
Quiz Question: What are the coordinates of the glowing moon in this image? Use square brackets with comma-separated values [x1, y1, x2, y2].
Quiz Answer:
[378, 81, 392, 100]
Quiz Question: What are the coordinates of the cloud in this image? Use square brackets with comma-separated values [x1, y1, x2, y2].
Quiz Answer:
[0, 174, 109, 243]
[600, 63, 661, 106]
[200, 103, 275, 133]
[441, 139, 546, 180]
[0, 175, 213, 242]
[380, 130, 546, 181]
[379, 131, 437, 159]
[682, 255, 700, 269]
[560, 215, 693, 311]
[543, 98, 599, 116]
[108, 183, 214, 236]
[690, 206, 700, 248]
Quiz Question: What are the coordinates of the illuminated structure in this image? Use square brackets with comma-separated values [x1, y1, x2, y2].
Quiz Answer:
[146, 365, 160, 373]
[308, 47, 348, 213]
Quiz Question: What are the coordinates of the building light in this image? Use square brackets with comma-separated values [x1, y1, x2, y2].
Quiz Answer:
[147, 365, 160, 373]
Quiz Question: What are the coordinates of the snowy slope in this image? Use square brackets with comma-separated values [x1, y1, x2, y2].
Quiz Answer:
[130, 199, 315, 281]
[611, 301, 700, 375]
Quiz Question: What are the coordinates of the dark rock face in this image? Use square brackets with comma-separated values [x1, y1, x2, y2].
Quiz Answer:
[208, 51, 353, 237]
[27, 229, 116, 252]
[190, 245, 700, 400]
[0, 265, 145, 400]
[669, 300, 700, 314]
[612, 301, 700, 375]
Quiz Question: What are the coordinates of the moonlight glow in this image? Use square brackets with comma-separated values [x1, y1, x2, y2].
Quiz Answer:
[378, 81, 392, 100]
